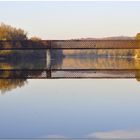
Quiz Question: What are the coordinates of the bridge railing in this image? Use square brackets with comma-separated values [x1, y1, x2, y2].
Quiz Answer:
[0, 40, 140, 49]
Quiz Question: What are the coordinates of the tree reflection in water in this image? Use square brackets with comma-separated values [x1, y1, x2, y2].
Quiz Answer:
[0, 79, 27, 94]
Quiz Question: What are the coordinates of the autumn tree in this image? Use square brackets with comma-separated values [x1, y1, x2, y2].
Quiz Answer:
[134, 33, 140, 81]
[0, 23, 28, 55]
[136, 33, 140, 40]
[134, 33, 140, 59]
[0, 23, 27, 40]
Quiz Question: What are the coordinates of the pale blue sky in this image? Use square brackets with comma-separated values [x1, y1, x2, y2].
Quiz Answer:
[0, 1, 140, 39]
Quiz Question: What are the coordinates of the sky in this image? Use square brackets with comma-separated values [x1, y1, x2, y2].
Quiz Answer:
[0, 1, 140, 39]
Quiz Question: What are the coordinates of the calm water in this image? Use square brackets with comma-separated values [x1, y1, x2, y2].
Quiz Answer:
[0, 50, 140, 139]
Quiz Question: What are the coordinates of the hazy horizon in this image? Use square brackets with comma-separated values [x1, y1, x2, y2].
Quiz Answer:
[0, 1, 140, 39]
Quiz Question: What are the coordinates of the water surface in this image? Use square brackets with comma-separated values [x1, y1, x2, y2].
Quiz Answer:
[0, 49, 140, 139]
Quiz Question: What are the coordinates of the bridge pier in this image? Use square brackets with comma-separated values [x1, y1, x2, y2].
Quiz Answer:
[46, 49, 51, 78]
[46, 70, 51, 78]
[46, 49, 51, 69]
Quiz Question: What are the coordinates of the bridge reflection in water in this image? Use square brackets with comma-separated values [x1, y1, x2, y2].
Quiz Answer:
[0, 52, 140, 79]
[0, 69, 140, 79]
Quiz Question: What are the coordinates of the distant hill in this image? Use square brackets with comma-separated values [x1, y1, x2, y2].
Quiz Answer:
[78, 36, 135, 40]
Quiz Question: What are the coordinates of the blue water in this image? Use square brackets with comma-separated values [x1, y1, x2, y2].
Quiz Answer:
[0, 79, 140, 138]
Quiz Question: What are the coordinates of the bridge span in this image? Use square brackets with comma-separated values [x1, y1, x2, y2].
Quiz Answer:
[0, 40, 140, 80]
[0, 40, 140, 49]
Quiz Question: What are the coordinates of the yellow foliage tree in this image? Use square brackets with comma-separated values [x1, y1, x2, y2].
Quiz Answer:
[136, 33, 140, 40]
[0, 23, 28, 55]
[0, 23, 27, 40]
[134, 33, 140, 81]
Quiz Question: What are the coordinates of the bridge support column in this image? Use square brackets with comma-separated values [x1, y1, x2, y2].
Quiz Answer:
[46, 49, 51, 69]
[46, 70, 51, 78]
[46, 49, 51, 78]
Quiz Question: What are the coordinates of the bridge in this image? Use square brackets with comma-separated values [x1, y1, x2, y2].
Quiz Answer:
[0, 40, 140, 49]
[0, 40, 140, 79]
